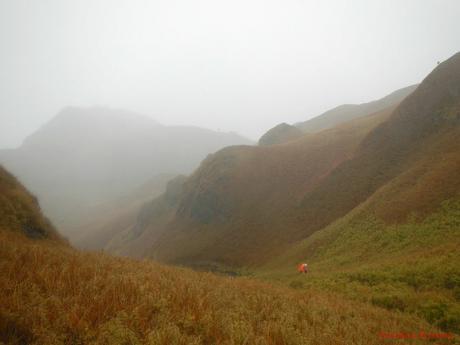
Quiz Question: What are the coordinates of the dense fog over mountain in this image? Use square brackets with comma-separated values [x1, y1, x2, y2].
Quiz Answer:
[1, 0, 459, 147]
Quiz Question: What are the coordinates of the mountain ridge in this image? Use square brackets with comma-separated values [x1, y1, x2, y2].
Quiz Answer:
[295, 84, 418, 133]
[115, 53, 460, 268]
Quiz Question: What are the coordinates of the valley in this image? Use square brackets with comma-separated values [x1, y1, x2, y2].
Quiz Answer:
[1, 49, 459, 344]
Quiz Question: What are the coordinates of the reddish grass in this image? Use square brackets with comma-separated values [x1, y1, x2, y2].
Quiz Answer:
[0, 230, 442, 345]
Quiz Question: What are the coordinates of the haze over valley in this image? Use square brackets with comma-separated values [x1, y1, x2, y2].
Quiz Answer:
[1, 1, 459, 344]
[0, 106, 251, 242]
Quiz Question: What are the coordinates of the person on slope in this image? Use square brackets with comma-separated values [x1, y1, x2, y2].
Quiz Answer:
[297, 263, 308, 274]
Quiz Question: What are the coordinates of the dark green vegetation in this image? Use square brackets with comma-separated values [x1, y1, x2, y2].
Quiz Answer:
[261, 198, 460, 333]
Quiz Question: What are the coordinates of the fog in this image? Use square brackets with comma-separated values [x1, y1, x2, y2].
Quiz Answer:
[1, 0, 459, 148]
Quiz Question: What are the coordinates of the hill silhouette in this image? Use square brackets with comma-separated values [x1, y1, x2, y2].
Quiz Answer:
[257, 85, 415, 146]
[258, 123, 304, 146]
[0, 107, 252, 241]
[296, 84, 417, 132]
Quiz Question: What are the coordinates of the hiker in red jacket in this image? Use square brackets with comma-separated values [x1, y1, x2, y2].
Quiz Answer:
[297, 263, 308, 274]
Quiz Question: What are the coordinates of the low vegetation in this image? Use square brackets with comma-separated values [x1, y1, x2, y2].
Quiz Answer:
[1, 230, 447, 345]
[260, 199, 460, 334]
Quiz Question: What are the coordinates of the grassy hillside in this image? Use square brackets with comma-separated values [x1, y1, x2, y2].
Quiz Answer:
[122, 53, 460, 269]
[2, 230, 449, 345]
[0, 165, 60, 241]
[295, 84, 417, 133]
[259, 65, 460, 330]
[114, 105, 394, 264]
[3, 164, 446, 344]
[95, 53, 460, 336]
[261, 191, 460, 332]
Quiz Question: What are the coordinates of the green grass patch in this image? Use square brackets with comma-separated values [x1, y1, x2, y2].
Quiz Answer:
[258, 199, 460, 333]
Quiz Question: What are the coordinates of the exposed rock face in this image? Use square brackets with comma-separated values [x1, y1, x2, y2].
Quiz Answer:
[132, 175, 187, 238]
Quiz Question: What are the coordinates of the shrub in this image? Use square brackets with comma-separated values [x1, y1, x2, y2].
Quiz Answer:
[419, 302, 460, 333]
[371, 295, 407, 311]
[444, 273, 460, 290]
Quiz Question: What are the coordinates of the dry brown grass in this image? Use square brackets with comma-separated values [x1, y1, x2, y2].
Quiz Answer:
[0, 230, 443, 345]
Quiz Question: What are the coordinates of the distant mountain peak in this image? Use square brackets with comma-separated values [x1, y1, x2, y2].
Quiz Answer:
[0, 106, 252, 240]
[50, 106, 160, 127]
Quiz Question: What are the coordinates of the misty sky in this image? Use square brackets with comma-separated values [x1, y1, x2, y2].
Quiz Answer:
[1, 0, 459, 148]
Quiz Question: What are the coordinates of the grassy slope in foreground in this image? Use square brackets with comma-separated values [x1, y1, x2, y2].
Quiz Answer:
[260, 198, 460, 334]
[1, 230, 448, 345]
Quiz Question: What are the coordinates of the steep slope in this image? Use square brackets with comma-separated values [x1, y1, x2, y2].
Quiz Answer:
[0, 165, 60, 241]
[122, 53, 459, 269]
[116, 105, 395, 263]
[0, 107, 252, 241]
[296, 84, 417, 132]
[258, 55, 460, 330]
[296, 53, 460, 238]
[261, 131, 460, 332]
[106, 175, 188, 256]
